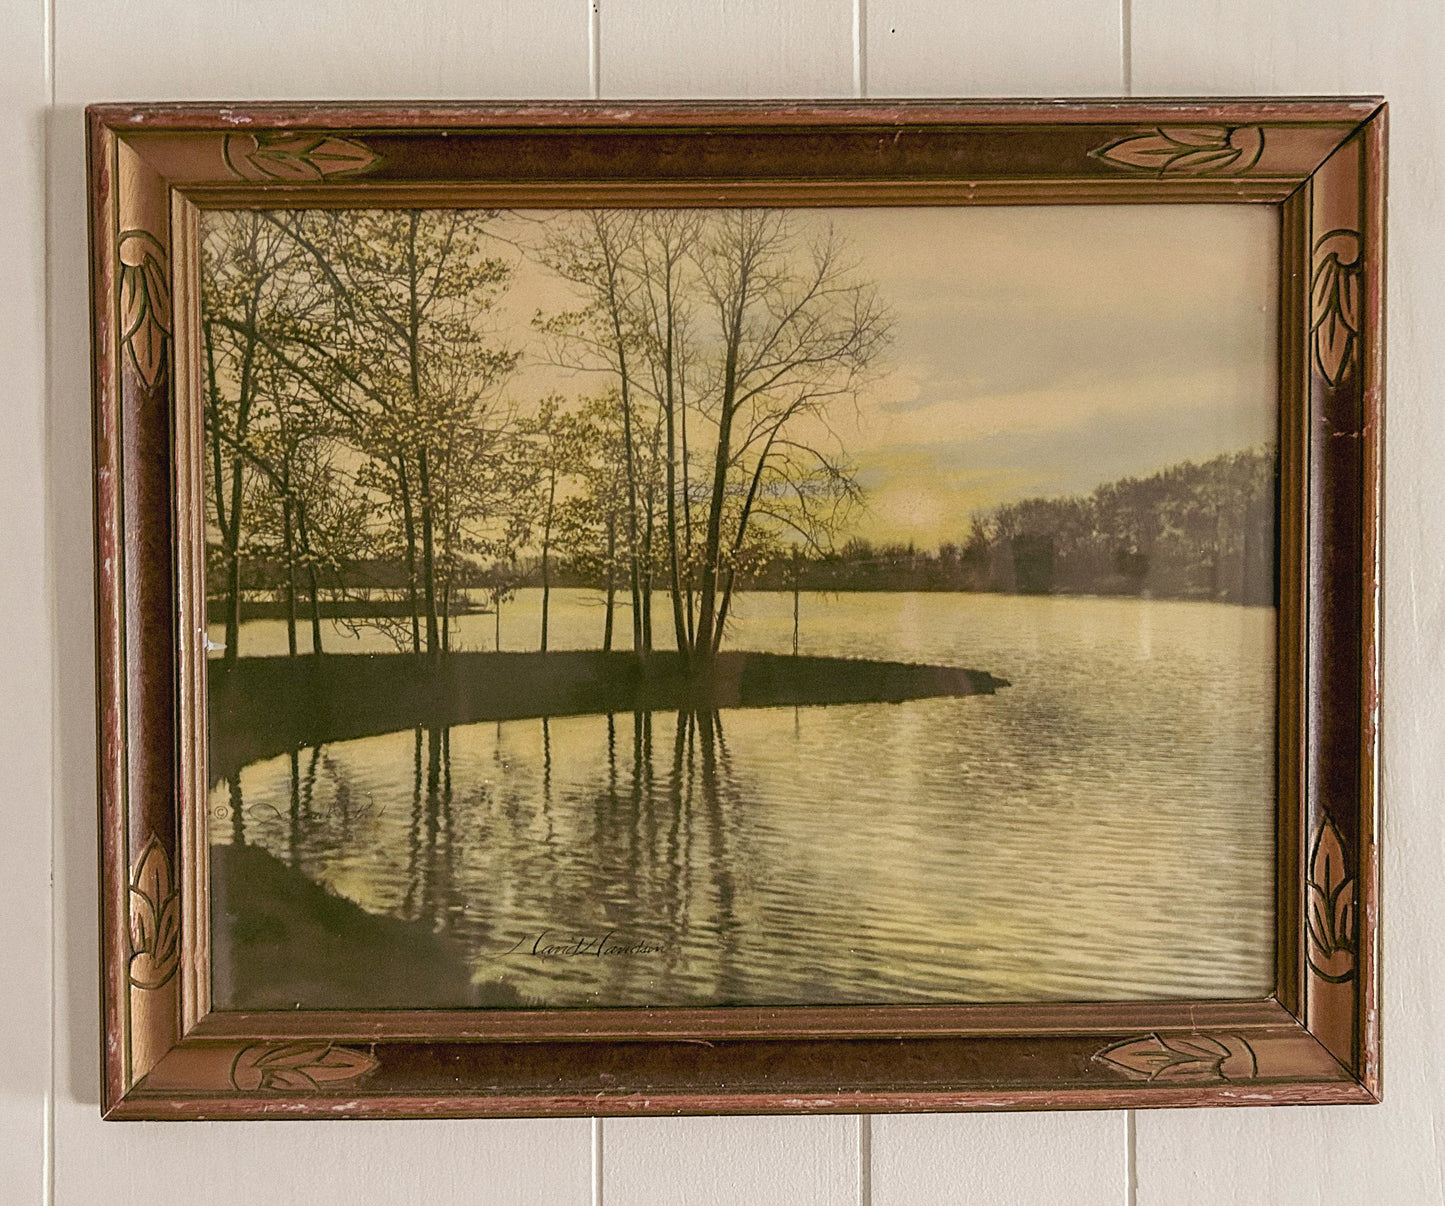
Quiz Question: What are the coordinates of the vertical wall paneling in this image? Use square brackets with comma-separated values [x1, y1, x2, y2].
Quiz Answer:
[1133, 2, 1442, 1202]
[53, 1120, 593, 1206]
[600, 0, 855, 98]
[864, 0, 1124, 97]
[48, 95, 102, 1176]
[47, 4, 596, 1203]
[15, 1, 1435, 1203]
[872, 1112, 1127, 1206]
[54, 0, 592, 102]
[603, 1115, 860, 1206]
[597, 6, 860, 1200]
[0, 0, 54, 1199]
[861, 1, 1134, 1194]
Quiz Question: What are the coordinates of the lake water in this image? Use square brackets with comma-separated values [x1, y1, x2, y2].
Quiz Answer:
[208, 589, 1277, 1005]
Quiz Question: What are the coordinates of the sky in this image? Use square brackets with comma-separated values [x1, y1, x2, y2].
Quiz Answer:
[490, 204, 1278, 551]
[828, 206, 1278, 546]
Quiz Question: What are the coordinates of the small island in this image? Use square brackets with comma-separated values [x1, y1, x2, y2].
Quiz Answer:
[208, 649, 1009, 781]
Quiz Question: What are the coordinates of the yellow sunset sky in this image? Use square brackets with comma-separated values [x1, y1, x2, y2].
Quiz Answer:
[493, 205, 1278, 550]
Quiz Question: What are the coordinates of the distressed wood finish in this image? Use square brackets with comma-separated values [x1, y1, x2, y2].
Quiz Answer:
[89, 99, 1385, 1120]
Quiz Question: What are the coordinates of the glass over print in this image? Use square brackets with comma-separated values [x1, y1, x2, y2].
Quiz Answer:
[91, 99, 1384, 1118]
[201, 202, 1280, 1011]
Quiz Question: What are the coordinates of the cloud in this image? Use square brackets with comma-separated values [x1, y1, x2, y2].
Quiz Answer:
[484, 205, 1278, 549]
[827, 205, 1278, 542]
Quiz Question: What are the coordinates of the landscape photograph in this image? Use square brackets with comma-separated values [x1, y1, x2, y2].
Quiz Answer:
[201, 201, 1280, 1011]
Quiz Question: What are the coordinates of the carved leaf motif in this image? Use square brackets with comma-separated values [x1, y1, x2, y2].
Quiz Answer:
[117, 231, 171, 390]
[1307, 814, 1356, 982]
[1094, 1033, 1257, 1083]
[1089, 126, 1265, 176]
[230, 1043, 379, 1092]
[127, 836, 179, 990]
[223, 133, 379, 182]
[1311, 230, 1363, 387]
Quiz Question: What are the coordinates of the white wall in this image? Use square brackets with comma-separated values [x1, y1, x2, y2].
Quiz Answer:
[4, 0, 1440, 1201]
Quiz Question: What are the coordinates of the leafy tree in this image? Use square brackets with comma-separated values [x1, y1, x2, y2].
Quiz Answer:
[202, 211, 303, 662]
[534, 211, 660, 655]
[514, 395, 595, 651]
[551, 394, 633, 650]
[261, 208, 520, 656]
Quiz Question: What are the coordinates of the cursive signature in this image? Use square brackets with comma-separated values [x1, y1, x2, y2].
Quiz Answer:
[488, 929, 667, 959]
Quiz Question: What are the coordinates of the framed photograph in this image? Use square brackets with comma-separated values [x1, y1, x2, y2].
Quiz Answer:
[89, 98, 1383, 1118]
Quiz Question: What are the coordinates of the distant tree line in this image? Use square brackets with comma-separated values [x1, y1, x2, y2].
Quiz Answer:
[733, 446, 1276, 605]
[204, 203, 1271, 670]
[218, 444, 1275, 611]
[203, 207, 890, 673]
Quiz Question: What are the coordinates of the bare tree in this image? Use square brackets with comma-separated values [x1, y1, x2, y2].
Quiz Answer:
[515, 395, 598, 651]
[685, 210, 890, 680]
[633, 211, 705, 657]
[532, 208, 888, 675]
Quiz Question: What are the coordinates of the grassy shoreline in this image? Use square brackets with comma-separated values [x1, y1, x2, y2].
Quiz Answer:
[208, 649, 1007, 780]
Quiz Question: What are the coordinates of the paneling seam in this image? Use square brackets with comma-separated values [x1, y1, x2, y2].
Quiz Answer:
[853, 0, 867, 98]
[858, 1115, 871, 1206]
[588, 0, 600, 100]
[44, 0, 58, 1198]
[592, 1116, 603, 1206]
[1121, 0, 1133, 95]
[1127, 1110, 1138, 1205]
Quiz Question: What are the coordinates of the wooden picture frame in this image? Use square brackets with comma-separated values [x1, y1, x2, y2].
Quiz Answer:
[89, 98, 1384, 1119]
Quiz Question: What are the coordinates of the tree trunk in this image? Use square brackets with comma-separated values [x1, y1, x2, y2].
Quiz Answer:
[417, 446, 442, 658]
[641, 485, 655, 654]
[619, 369, 645, 658]
[664, 382, 689, 662]
[710, 428, 779, 657]
[403, 211, 440, 659]
[657, 265, 692, 663]
[204, 323, 242, 666]
[604, 268, 646, 660]
[307, 564, 323, 655]
[296, 501, 323, 655]
[540, 550, 550, 651]
[679, 357, 696, 650]
[281, 494, 298, 658]
[692, 281, 747, 680]
[540, 466, 556, 653]
[692, 395, 737, 676]
[210, 267, 264, 667]
[441, 574, 451, 653]
[395, 457, 422, 654]
[603, 514, 616, 652]
[223, 471, 243, 665]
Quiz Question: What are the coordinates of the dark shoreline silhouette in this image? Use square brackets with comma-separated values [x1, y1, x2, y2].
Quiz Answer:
[211, 843, 525, 1009]
[208, 649, 1008, 782]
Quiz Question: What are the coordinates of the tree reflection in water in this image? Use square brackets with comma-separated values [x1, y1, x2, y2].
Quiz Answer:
[212, 708, 752, 1006]
[209, 596, 1280, 1008]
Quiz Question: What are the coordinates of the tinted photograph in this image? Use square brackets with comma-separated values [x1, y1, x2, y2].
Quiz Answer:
[201, 203, 1279, 1011]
